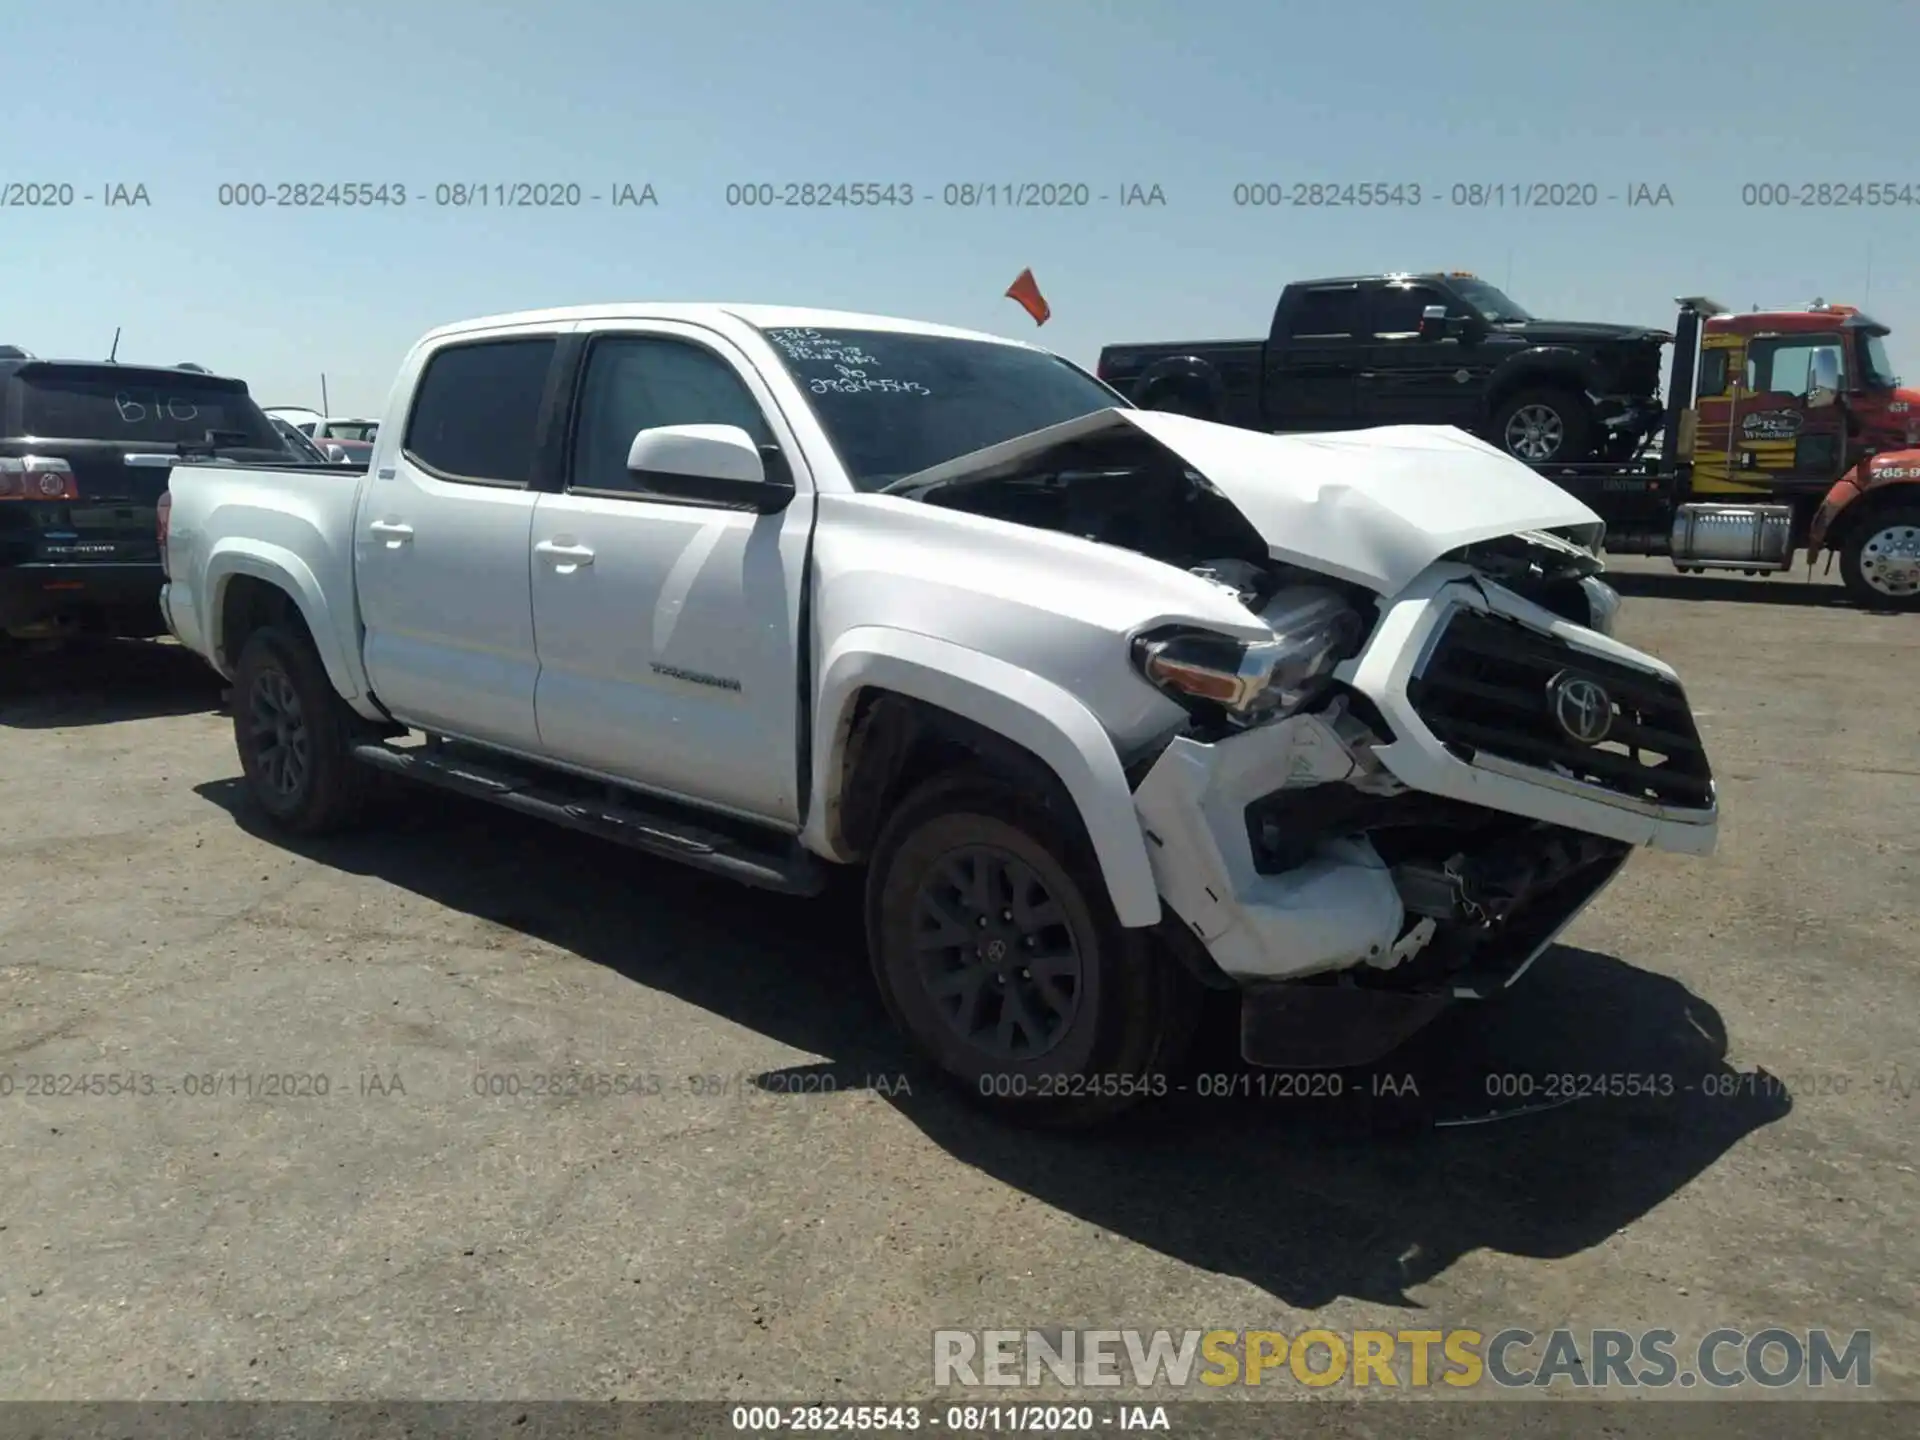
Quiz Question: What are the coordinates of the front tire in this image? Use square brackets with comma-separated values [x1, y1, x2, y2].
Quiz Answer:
[1839, 506, 1920, 611]
[865, 772, 1201, 1128]
[232, 623, 371, 834]
[1490, 387, 1593, 464]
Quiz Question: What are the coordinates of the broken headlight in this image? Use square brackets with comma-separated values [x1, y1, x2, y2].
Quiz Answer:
[1130, 590, 1366, 726]
[1579, 575, 1621, 636]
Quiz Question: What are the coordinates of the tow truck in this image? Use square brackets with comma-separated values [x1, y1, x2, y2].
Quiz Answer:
[1526, 296, 1920, 609]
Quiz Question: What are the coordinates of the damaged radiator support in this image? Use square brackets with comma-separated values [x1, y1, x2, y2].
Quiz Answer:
[1392, 826, 1626, 929]
[1238, 825, 1630, 1070]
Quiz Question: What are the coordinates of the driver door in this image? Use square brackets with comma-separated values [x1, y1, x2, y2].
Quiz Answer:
[528, 323, 814, 824]
[1707, 332, 1849, 495]
[1358, 280, 1482, 430]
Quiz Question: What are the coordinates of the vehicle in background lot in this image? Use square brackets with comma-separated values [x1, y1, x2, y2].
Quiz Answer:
[1525, 297, 1920, 610]
[1, 356, 294, 645]
[1098, 272, 1667, 465]
[272, 416, 334, 463]
[264, 406, 324, 436]
[313, 417, 379, 444]
[319, 438, 374, 465]
[159, 303, 1716, 1126]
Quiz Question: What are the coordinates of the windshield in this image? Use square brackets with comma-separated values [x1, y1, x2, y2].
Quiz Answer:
[759, 327, 1123, 491]
[1861, 333, 1900, 390]
[17, 368, 280, 449]
[318, 421, 378, 441]
[1448, 278, 1534, 324]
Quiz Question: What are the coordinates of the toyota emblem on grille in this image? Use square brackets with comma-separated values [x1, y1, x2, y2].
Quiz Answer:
[1547, 671, 1614, 744]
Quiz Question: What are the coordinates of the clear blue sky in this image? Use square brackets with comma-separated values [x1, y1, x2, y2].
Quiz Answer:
[8, 0, 1917, 414]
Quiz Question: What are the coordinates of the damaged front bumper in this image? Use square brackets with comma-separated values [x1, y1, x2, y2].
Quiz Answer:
[1590, 391, 1663, 446]
[1129, 568, 1716, 1067]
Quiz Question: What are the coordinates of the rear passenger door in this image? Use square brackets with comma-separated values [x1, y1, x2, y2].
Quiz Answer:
[528, 324, 813, 824]
[1264, 285, 1364, 431]
[355, 331, 563, 750]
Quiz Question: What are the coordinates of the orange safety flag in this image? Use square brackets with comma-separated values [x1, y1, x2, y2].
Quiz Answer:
[1005, 268, 1051, 326]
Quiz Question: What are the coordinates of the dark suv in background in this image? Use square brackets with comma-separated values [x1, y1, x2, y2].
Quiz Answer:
[1, 355, 293, 645]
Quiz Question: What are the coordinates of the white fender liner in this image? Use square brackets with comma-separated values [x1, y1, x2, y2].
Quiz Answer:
[809, 626, 1163, 928]
[1131, 714, 1406, 982]
[205, 541, 367, 706]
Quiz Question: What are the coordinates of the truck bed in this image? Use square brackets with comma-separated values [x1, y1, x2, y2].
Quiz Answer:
[159, 457, 372, 694]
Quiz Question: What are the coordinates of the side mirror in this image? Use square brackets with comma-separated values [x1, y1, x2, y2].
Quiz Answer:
[1418, 305, 1449, 341]
[627, 424, 795, 513]
[1806, 349, 1842, 408]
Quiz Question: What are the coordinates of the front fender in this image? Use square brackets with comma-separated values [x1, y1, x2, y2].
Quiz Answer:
[807, 626, 1163, 928]
[1488, 349, 1596, 408]
[1808, 472, 1866, 556]
[1810, 450, 1920, 556]
[204, 539, 365, 705]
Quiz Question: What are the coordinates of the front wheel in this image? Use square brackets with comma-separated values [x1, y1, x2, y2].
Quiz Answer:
[865, 773, 1201, 1128]
[1840, 506, 1920, 611]
[232, 623, 372, 834]
[1490, 387, 1593, 464]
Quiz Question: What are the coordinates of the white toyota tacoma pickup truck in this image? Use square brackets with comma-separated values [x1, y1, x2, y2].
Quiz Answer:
[158, 303, 1717, 1126]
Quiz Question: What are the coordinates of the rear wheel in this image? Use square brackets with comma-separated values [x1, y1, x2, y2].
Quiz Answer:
[865, 772, 1201, 1128]
[232, 623, 372, 834]
[1491, 387, 1593, 463]
[1839, 506, 1920, 611]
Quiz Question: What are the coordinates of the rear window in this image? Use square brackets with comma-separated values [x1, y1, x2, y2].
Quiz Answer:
[14, 369, 279, 447]
[403, 338, 556, 484]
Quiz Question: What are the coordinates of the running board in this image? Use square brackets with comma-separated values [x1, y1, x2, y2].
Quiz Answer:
[346, 741, 828, 896]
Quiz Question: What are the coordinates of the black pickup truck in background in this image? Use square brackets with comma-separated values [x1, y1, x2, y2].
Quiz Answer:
[1, 355, 296, 645]
[1096, 271, 1670, 465]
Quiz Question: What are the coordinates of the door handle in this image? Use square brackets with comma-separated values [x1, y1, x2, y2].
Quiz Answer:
[534, 539, 595, 567]
[367, 520, 413, 545]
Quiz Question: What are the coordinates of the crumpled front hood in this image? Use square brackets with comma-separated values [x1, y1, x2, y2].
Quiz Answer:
[891, 408, 1604, 595]
[1126, 413, 1603, 593]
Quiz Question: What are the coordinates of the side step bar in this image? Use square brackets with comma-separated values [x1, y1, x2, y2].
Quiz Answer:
[347, 741, 828, 896]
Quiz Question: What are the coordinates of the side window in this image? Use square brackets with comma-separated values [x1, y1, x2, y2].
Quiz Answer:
[1285, 288, 1361, 339]
[403, 338, 556, 484]
[1696, 348, 1732, 396]
[1370, 284, 1445, 337]
[1745, 336, 1844, 397]
[568, 336, 776, 495]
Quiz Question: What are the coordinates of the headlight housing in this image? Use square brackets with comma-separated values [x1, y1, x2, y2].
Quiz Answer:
[1130, 589, 1366, 726]
[1579, 574, 1622, 636]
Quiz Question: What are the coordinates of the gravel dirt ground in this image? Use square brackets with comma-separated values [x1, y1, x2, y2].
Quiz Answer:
[1, 558, 1915, 1430]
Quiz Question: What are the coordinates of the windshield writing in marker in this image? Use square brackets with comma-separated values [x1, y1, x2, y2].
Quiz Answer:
[764, 328, 934, 396]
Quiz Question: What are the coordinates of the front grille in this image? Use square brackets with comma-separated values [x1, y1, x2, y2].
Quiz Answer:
[1407, 609, 1713, 810]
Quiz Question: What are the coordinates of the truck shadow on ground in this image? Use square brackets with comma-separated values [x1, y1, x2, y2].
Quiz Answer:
[1605, 569, 1854, 609]
[0, 638, 225, 728]
[198, 777, 1792, 1309]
